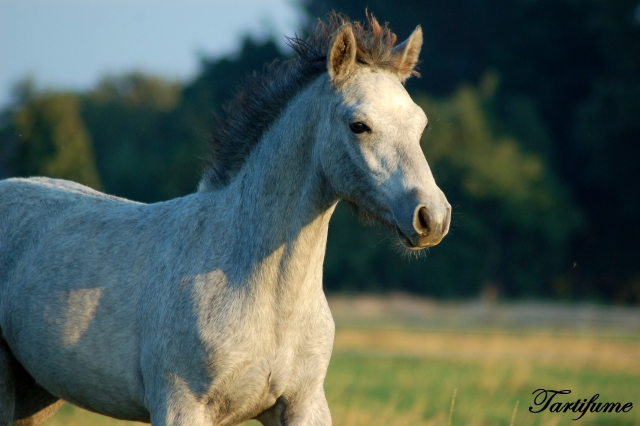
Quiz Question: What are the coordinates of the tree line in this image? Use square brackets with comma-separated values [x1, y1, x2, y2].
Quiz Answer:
[1, 0, 638, 303]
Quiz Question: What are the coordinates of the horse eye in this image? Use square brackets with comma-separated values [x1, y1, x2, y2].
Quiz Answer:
[349, 122, 370, 134]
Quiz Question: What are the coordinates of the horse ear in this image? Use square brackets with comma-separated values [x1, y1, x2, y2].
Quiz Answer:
[392, 25, 423, 81]
[328, 24, 357, 84]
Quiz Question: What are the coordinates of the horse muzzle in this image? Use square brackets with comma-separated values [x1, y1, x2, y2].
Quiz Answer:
[394, 197, 451, 250]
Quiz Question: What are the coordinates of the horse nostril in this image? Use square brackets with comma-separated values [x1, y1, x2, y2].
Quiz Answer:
[417, 206, 430, 236]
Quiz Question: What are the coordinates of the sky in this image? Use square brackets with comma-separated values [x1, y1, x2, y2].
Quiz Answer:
[0, 0, 302, 108]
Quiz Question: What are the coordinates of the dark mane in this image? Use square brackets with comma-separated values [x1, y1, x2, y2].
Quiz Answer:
[199, 12, 411, 191]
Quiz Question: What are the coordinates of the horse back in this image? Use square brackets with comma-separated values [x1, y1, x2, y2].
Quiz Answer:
[0, 177, 134, 291]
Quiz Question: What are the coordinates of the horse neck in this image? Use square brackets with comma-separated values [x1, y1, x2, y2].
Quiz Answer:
[218, 76, 337, 297]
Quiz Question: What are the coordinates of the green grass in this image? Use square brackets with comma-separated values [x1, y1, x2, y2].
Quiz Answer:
[324, 354, 640, 426]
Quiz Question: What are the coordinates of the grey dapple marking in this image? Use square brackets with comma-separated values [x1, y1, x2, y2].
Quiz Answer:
[0, 13, 450, 426]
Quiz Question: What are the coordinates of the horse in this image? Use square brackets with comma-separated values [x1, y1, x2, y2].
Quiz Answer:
[0, 13, 450, 426]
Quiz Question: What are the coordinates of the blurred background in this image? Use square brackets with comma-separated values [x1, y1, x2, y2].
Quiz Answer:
[2, 1, 640, 425]
[2, 0, 640, 303]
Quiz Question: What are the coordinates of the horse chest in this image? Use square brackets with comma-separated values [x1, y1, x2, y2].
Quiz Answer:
[189, 303, 334, 422]
[178, 344, 312, 424]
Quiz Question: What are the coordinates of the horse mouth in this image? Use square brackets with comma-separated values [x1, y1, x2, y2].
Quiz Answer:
[395, 225, 423, 250]
[348, 201, 427, 250]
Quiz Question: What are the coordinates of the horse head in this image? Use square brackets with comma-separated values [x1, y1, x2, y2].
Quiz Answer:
[319, 18, 451, 249]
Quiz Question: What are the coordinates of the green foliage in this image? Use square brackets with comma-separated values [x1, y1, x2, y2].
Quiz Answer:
[418, 76, 583, 243]
[566, 2, 640, 301]
[79, 73, 203, 202]
[7, 82, 102, 189]
[73, 39, 286, 203]
[180, 37, 285, 124]
[420, 78, 584, 296]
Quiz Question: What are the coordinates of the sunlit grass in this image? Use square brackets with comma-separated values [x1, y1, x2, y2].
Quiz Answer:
[45, 403, 145, 426]
[324, 352, 639, 425]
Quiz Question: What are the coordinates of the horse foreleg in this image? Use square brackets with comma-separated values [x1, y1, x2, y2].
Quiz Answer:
[288, 389, 331, 426]
[12, 401, 64, 426]
[0, 339, 16, 426]
[257, 389, 331, 426]
[0, 337, 62, 426]
[12, 370, 63, 426]
[148, 403, 213, 426]
[145, 387, 213, 426]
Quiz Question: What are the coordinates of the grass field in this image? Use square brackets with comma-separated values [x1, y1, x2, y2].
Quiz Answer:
[45, 296, 640, 426]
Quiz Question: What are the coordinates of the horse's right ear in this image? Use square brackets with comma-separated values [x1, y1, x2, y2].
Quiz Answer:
[328, 24, 357, 84]
[391, 25, 423, 82]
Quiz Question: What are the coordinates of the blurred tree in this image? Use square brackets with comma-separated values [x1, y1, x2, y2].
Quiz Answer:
[6, 82, 101, 189]
[420, 77, 582, 296]
[80, 73, 198, 202]
[79, 39, 288, 203]
[1, 39, 287, 205]
[177, 37, 286, 146]
[566, 3, 640, 303]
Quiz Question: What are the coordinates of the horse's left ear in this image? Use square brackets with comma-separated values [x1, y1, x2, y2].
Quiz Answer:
[392, 25, 423, 82]
[328, 24, 357, 84]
